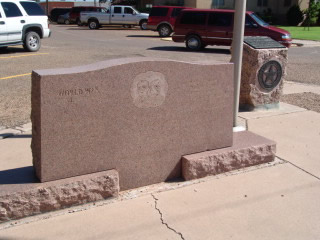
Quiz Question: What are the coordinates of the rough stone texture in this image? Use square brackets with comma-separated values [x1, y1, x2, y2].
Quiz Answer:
[0, 169, 119, 223]
[240, 44, 288, 107]
[31, 57, 234, 190]
[182, 131, 276, 180]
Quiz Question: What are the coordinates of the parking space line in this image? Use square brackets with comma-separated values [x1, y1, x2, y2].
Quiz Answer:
[0, 73, 31, 80]
[0, 53, 49, 59]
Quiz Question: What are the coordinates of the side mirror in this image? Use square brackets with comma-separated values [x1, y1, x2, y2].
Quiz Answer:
[133, 11, 137, 15]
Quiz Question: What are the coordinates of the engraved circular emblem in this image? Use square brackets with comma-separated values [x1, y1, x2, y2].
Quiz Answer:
[258, 60, 282, 91]
[131, 71, 168, 108]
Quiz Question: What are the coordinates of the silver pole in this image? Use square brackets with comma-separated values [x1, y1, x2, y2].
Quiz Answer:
[231, 0, 247, 127]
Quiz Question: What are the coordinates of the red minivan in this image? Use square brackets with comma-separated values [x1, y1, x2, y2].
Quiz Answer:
[147, 6, 191, 37]
[172, 9, 292, 50]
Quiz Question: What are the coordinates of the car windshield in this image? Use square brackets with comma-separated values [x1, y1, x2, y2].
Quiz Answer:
[250, 13, 269, 27]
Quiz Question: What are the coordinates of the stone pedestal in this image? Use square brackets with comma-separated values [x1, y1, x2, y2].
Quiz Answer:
[240, 43, 288, 109]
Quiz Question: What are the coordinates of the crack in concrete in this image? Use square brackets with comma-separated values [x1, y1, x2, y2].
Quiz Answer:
[277, 156, 320, 181]
[151, 194, 185, 240]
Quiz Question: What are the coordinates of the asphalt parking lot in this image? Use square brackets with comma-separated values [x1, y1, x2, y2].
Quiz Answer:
[0, 24, 231, 128]
[0, 23, 319, 128]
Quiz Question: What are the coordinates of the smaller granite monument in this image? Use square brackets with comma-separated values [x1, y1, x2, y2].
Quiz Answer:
[240, 36, 288, 109]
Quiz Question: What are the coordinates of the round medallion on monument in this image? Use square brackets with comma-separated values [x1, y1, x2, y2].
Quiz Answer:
[131, 71, 168, 108]
[258, 60, 282, 91]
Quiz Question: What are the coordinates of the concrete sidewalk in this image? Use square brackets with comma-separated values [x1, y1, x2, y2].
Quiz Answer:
[0, 81, 320, 239]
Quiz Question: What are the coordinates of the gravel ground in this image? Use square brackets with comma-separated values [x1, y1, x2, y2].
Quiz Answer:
[281, 92, 320, 113]
[0, 75, 31, 128]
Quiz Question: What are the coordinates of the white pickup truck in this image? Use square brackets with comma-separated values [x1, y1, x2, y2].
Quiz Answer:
[80, 5, 149, 30]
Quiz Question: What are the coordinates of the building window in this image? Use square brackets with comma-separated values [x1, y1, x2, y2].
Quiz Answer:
[257, 0, 268, 7]
[213, 0, 225, 7]
[284, 0, 291, 7]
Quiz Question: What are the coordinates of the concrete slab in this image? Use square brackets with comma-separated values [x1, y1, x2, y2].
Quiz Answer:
[0, 134, 32, 170]
[248, 111, 320, 178]
[154, 163, 320, 240]
[236, 116, 247, 129]
[284, 81, 320, 95]
[239, 102, 306, 120]
[0, 195, 180, 240]
[1, 163, 319, 239]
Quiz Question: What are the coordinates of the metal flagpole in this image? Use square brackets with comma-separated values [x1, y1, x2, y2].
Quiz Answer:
[231, 0, 247, 128]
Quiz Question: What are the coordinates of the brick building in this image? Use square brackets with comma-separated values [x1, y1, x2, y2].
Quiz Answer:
[138, 0, 310, 24]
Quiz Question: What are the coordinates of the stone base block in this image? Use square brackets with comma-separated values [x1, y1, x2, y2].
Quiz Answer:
[182, 131, 276, 180]
[0, 169, 119, 223]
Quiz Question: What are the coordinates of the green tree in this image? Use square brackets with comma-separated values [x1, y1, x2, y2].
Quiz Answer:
[304, 0, 320, 27]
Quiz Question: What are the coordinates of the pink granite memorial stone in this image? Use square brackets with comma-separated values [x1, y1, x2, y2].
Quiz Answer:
[31, 57, 234, 190]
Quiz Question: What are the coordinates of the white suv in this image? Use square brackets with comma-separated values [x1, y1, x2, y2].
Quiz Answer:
[0, 0, 51, 51]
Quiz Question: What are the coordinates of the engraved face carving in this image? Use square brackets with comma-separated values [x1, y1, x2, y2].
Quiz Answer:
[131, 71, 168, 108]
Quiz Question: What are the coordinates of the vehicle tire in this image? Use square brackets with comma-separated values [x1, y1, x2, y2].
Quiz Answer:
[158, 24, 172, 37]
[64, 19, 70, 25]
[88, 20, 99, 30]
[186, 35, 202, 51]
[139, 20, 147, 30]
[76, 18, 82, 26]
[23, 31, 41, 52]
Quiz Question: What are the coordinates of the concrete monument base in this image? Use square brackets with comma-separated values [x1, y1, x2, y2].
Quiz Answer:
[182, 131, 276, 180]
[0, 169, 119, 223]
[0, 131, 276, 223]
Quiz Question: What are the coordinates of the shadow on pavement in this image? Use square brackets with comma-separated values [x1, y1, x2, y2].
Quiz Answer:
[67, 26, 141, 31]
[126, 35, 160, 38]
[7, 134, 31, 139]
[148, 46, 231, 54]
[0, 166, 37, 185]
[0, 47, 26, 55]
[0, 134, 32, 139]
